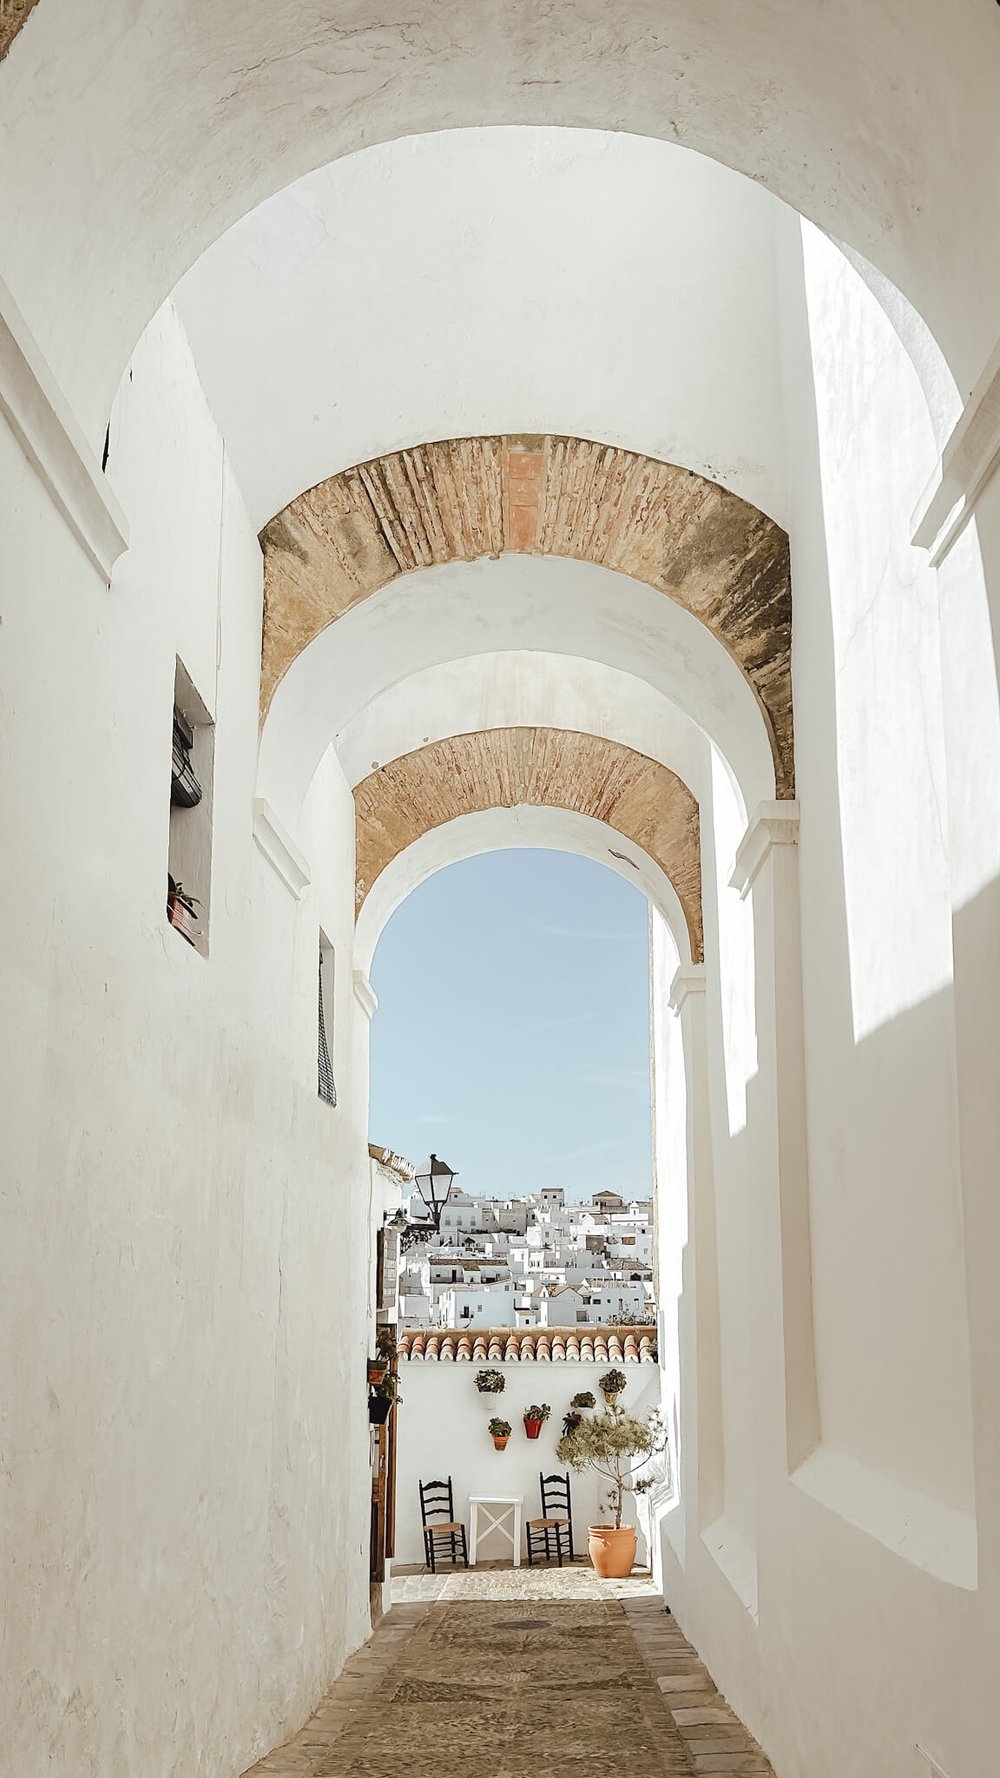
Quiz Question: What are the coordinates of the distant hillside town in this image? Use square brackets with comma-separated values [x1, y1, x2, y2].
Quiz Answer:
[398, 1182, 656, 1330]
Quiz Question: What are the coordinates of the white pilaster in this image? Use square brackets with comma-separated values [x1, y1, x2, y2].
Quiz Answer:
[732, 798, 818, 1472]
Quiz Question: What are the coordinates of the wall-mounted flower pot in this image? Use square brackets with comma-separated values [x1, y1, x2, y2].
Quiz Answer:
[167, 894, 199, 945]
[523, 1418, 544, 1440]
[368, 1395, 392, 1425]
[367, 1360, 389, 1386]
[601, 1391, 621, 1408]
[492, 1435, 510, 1451]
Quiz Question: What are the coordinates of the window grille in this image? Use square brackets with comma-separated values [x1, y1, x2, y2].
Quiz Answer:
[317, 945, 337, 1106]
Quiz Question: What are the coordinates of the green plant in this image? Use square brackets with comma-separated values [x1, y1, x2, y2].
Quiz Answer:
[570, 1391, 596, 1410]
[598, 1368, 627, 1398]
[488, 1417, 512, 1438]
[523, 1404, 551, 1422]
[371, 1370, 401, 1406]
[375, 1325, 397, 1357]
[474, 1368, 506, 1394]
[556, 1408, 666, 1529]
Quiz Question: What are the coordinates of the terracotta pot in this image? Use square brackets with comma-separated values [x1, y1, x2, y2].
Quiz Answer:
[523, 1419, 544, 1439]
[168, 896, 199, 944]
[587, 1524, 637, 1578]
[367, 1361, 388, 1386]
[492, 1436, 510, 1450]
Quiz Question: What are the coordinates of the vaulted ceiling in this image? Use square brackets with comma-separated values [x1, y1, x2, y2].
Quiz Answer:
[262, 434, 793, 798]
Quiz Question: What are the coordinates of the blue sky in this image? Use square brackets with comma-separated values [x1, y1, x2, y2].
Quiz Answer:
[368, 849, 651, 1202]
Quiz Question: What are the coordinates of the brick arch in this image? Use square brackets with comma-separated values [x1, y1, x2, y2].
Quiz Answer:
[354, 726, 704, 962]
[261, 434, 793, 797]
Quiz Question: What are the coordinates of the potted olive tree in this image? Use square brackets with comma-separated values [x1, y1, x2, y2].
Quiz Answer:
[523, 1404, 551, 1440]
[489, 1417, 512, 1451]
[556, 1406, 666, 1577]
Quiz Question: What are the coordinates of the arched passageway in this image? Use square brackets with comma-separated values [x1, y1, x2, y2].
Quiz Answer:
[3, 26, 1000, 1778]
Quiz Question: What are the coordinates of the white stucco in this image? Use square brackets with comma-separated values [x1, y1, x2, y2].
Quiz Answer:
[0, 304, 373, 1774]
[174, 129, 786, 528]
[1, 0, 998, 449]
[334, 651, 710, 803]
[260, 553, 776, 831]
[394, 1360, 660, 1568]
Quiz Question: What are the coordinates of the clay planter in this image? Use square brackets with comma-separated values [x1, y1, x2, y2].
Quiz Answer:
[168, 895, 199, 945]
[523, 1418, 544, 1440]
[587, 1524, 637, 1578]
[492, 1435, 510, 1451]
[367, 1360, 388, 1386]
[368, 1396, 392, 1426]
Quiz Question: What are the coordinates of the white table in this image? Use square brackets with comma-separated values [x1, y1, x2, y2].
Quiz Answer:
[469, 1492, 524, 1567]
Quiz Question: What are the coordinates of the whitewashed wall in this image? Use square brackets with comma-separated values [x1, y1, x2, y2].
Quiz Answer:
[654, 215, 985, 1778]
[0, 302, 373, 1778]
[394, 1362, 659, 1567]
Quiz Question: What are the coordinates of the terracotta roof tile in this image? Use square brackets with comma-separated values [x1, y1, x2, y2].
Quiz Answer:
[398, 1325, 656, 1363]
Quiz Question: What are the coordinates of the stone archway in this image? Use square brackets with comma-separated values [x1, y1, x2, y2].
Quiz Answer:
[354, 725, 703, 961]
[261, 434, 793, 798]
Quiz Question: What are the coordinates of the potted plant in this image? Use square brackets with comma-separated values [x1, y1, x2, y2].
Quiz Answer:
[475, 1368, 506, 1395]
[489, 1417, 512, 1450]
[598, 1367, 627, 1407]
[166, 879, 200, 945]
[523, 1403, 551, 1440]
[556, 1407, 666, 1578]
[368, 1371, 400, 1425]
[562, 1391, 597, 1435]
[367, 1354, 388, 1386]
[368, 1325, 396, 1386]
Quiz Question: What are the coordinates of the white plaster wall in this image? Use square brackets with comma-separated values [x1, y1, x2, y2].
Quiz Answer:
[334, 651, 709, 803]
[655, 213, 987, 1778]
[259, 554, 776, 830]
[791, 224, 974, 1514]
[394, 1362, 660, 1568]
[0, 304, 373, 1777]
[0, 3, 996, 448]
[175, 129, 786, 528]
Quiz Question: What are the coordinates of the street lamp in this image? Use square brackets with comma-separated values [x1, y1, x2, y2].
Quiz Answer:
[413, 1153, 457, 1235]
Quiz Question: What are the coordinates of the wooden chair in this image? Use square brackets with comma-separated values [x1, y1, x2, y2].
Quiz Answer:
[525, 1471, 574, 1566]
[418, 1476, 469, 1572]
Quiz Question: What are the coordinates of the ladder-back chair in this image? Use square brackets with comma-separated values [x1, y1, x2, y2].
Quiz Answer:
[525, 1471, 574, 1566]
[418, 1476, 469, 1572]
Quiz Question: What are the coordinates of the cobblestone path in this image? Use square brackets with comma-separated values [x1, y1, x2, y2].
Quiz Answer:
[244, 1569, 776, 1777]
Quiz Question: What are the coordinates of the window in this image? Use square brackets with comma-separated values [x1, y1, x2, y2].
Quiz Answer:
[317, 934, 337, 1106]
[166, 658, 214, 955]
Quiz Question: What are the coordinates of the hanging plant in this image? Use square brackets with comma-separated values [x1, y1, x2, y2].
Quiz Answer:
[474, 1368, 506, 1395]
[571, 1391, 596, 1411]
[488, 1417, 512, 1450]
[598, 1368, 627, 1406]
[523, 1404, 551, 1439]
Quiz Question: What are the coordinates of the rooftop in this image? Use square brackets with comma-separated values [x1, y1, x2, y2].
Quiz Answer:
[398, 1324, 656, 1364]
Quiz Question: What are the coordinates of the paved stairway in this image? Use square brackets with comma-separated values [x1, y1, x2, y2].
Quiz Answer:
[243, 1568, 776, 1777]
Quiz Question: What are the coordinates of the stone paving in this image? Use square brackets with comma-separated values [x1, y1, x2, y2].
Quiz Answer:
[242, 1565, 776, 1777]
